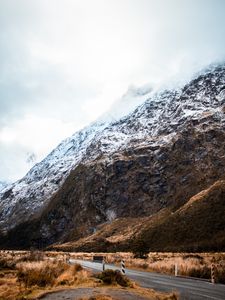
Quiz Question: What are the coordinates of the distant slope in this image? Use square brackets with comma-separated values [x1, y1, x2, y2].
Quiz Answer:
[51, 180, 225, 252]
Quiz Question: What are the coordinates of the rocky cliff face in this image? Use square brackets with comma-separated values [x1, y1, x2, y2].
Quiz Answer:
[0, 63, 225, 249]
[51, 180, 225, 253]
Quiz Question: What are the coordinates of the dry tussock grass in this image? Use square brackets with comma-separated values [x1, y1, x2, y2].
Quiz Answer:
[11, 250, 225, 282]
[17, 260, 69, 287]
[97, 269, 132, 287]
[3, 250, 224, 299]
[16, 260, 92, 289]
[112, 252, 225, 283]
[55, 267, 90, 286]
[0, 250, 179, 300]
[0, 251, 92, 299]
[0, 272, 25, 300]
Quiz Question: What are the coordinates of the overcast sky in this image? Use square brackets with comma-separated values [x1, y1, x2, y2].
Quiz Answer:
[0, 0, 225, 182]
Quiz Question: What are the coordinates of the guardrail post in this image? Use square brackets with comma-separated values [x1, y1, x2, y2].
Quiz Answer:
[102, 258, 105, 271]
[211, 263, 215, 284]
[175, 263, 178, 276]
[121, 260, 125, 274]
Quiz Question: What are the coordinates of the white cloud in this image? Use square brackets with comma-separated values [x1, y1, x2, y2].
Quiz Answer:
[0, 0, 225, 181]
[0, 115, 77, 181]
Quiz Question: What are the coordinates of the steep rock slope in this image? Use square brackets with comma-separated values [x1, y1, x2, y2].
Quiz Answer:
[51, 180, 225, 252]
[0, 63, 225, 249]
[0, 121, 108, 232]
[0, 86, 154, 233]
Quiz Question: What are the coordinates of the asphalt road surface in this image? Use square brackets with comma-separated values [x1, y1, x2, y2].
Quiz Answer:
[70, 259, 225, 300]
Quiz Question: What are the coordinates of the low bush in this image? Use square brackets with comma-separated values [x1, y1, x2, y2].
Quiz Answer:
[0, 257, 16, 270]
[55, 263, 86, 286]
[215, 263, 225, 284]
[97, 269, 131, 287]
[187, 266, 210, 279]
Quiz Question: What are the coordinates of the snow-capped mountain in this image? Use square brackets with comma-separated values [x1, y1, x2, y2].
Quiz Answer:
[0, 63, 225, 248]
[0, 121, 108, 231]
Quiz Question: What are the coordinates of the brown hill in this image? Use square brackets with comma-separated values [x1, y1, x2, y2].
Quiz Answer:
[51, 180, 225, 252]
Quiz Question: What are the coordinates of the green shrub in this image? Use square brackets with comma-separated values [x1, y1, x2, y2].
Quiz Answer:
[132, 239, 149, 259]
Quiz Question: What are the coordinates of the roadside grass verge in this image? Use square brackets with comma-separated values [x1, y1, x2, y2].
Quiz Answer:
[121, 253, 225, 284]
[72, 251, 224, 284]
[42, 251, 225, 283]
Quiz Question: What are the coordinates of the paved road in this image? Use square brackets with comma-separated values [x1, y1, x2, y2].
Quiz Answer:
[70, 259, 225, 300]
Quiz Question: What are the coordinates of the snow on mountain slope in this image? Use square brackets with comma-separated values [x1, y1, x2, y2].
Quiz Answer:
[0, 86, 155, 232]
[0, 121, 109, 231]
[83, 63, 225, 159]
[0, 63, 225, 233]
[0, 182, 8, 192]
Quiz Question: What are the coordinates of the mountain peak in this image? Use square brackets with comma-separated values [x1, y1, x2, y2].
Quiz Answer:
[0, 62, 225, 250]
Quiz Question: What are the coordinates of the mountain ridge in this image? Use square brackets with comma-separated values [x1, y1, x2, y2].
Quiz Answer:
[0, 62, 225, 250]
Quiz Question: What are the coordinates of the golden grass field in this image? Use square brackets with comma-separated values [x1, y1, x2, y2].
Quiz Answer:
[0, 250, 179, 300]
[104, 252, 225, 283]
[47, 251, 225, 283]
